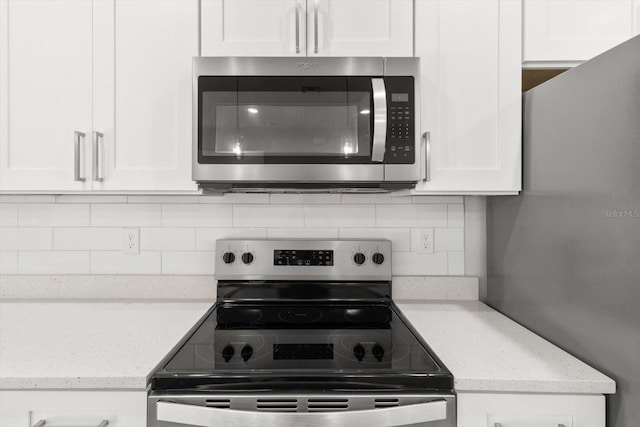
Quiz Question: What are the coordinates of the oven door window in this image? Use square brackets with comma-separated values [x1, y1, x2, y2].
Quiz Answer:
[198, 76, 374, 164]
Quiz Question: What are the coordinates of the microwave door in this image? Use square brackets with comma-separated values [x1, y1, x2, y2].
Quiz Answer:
[371, 78, 387, 163]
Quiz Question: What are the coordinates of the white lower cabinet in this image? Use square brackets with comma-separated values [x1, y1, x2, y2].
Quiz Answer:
[0, 390, 147, 427]
[457, 393, 606, 427]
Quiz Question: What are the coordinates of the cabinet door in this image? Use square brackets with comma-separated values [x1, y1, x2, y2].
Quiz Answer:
[413, 0, 521, 194]
[92, 0, 198, 191]
[201, 0, 306, 56]
[524, 0, 637, 65]
[0, 0, 93, 192]
[0, 390, 147, 427]
[457, 393, 606, 427]
[308, 0, 413, 56]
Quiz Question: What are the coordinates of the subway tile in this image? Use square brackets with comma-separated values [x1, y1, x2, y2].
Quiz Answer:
[162, 204, 232, 227]
[448, 251, 465, 275]
[19, 251, 90, 274]
[0, 204, 18, 226]
[448, 204, 465, 227]
[91, 204, 161, 227]
[196, 228, 267, 251]
[270, 194, 341, 204]
[376, 204, 447, 228]
[234, 205, 304, 228]
[304, 205, 375, 228]
[435, 228, 464, 252]
[0, 227, 53, 251]
[0, 195, 56, 203]
[56, 195, 127, 203]
[162, 251, 216, 275]
[391, 251, 448, 276]
[127, 195, 200, 204]
[412, 196, 464, 204]
[19, 204, 90, 226]
[91, 251, 161, 274]
[199, 193, 270, 204]
[53, 228, 122, 251]
[268, 228, 339, 239]
[341, 194, 411, 204]
[339, 228, 411, 251]
[0, 251, 18, 274]
[141, 228, 195, 251]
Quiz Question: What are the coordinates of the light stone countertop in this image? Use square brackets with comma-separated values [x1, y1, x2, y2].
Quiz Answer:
[0, 301, 212, 389]
[395, 300, 616, 394]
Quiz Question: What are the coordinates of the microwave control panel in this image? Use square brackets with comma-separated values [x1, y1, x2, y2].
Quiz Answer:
[385, 77, 415, 164]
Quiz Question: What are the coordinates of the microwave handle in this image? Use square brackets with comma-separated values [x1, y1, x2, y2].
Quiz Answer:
[371, 78, 387, 163]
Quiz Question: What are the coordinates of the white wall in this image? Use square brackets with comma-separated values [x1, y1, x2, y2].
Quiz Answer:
[0, 194, 466, 276]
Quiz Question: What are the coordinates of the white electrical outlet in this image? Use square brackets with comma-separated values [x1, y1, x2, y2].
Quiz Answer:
[415, 228, 434, 254]
[123, 228, 139, 254]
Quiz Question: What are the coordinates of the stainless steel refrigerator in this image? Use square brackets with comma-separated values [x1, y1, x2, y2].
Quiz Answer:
[487, 35, 640, 426]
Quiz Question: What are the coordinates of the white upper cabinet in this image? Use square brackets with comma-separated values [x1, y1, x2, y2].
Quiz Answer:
[524, 0, 640, 67]
[413, 0, 522, 194]
[92, 0, 198, 191]
[201, 0, 306, 56]
[308, 0, 413, 56]
[0, 0, 93, 192]
[201, 0, 413, 57]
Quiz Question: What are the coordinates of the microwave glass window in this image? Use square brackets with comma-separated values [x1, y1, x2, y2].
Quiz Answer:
[199, 77, 373, 163]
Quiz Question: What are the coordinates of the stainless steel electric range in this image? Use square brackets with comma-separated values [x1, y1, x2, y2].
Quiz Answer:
[148, 239, 455, 427]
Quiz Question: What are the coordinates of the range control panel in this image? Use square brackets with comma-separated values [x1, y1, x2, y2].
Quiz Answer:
[215, 239, 391, 281]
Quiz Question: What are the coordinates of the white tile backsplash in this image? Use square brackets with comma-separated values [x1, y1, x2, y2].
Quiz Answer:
[162, 204, 232, 227]
[91, 251, 161, 274]
[376, 204, 448, 228]
[19, 204, 90, 227]
[0, 195, 465, 276]
[0, 228, 53, 251]
[19, 251, 91, 274]
[92, 204, 161, 227]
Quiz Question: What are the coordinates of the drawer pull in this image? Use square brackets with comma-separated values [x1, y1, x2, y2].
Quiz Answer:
[32, 420, 108, 427]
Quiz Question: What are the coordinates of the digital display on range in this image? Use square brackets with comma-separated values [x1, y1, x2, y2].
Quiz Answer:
[274, 249, 333, 266]
[273, 344, 334, 360]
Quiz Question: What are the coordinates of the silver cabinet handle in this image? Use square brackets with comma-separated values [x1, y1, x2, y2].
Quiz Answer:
[157, 400, 447, 427]
[93, 131, 104, 182]
[32, 421, 107, 427]
[371, 78, 387, 163]
[421, 131, 431, 182]
[313, 0, 319, 54]
[74, 131, 86, 182]
[295, 1, 301, 54]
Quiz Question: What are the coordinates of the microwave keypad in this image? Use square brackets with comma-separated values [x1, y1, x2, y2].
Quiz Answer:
[387, 106, 414, 164]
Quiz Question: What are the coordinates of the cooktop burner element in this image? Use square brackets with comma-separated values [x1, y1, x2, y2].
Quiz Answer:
[150, 239, 453, 394]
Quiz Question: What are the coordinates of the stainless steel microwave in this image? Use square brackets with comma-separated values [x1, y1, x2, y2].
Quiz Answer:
[193, 57, 421, 192]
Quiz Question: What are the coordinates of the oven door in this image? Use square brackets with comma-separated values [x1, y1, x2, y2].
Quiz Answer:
[148, 394, 455, 427]
[193, 74, 387, 184]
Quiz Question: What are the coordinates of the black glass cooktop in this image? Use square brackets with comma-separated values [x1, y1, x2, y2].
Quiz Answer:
[151, 301, 453, 392]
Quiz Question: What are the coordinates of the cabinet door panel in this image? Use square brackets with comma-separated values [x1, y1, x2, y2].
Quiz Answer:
[0, 0, 92, 191]
[201, 0, 305, 56]
[524, 0, 636, 64]
[414, 0, 521, 193]
[310, 0, 412, 56]
[93, 0, 198, 191]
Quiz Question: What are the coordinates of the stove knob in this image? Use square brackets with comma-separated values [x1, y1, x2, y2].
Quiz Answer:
[372, 344, 385, 361]
[372, 253, 385, 265]
[222, 345, 234, 362]
[222, 252, 235, 264]
[241, 345, 253, 362]
[353, 343, 366, 361]
[241, 252, 254, 265]
[353, 252, 366, 265]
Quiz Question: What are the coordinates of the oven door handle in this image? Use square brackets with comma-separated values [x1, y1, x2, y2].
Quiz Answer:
[156, 399, 447, 427]
[371, 78, 387, 163]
